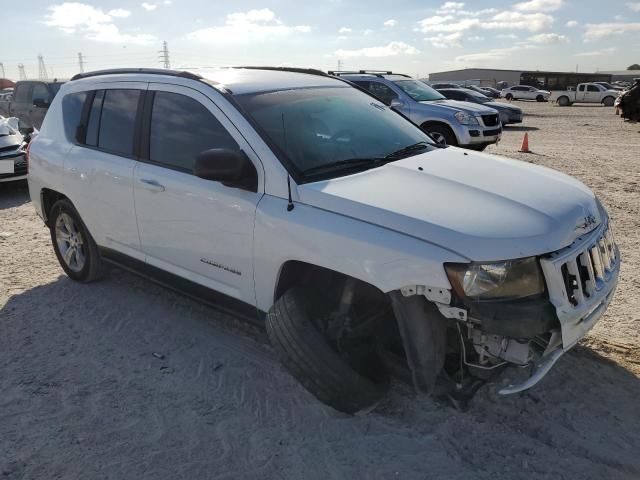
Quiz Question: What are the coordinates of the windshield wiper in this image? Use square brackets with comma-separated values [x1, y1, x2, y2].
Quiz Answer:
[301, 157, 387, 177]
[385, 141, 431, 159]
[301, 142, 434, 178]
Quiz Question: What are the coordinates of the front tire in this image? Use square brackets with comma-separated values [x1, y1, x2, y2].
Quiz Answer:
[536, 95, 545, 102]
[266, 288, 388, 413]
[602, 96, 615, 107]
[505, 93, 513, 101]
[423, 123, 457, 147]
[49, 199, 105, 282]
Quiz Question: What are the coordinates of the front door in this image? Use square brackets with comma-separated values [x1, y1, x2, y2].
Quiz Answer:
[133, 84, 263, 305]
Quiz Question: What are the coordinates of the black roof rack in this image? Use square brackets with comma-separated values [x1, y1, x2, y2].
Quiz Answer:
[70, 68, 202, 82]
[233, 66, 329, 77]
[328, 70, 412, 78]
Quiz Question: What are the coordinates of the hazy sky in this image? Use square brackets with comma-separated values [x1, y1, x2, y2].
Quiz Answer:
[1, 0, 639, 80]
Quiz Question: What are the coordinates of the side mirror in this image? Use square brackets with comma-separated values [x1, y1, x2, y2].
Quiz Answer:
[389, 98, 404, 109]
[33, 99, 49, 108]
[193, 148, 258, 192]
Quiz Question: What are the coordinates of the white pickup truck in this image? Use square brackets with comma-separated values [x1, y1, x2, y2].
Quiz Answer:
[550, 83, 619, 107]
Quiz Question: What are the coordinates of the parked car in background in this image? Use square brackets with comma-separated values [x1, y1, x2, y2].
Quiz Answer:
[428, 82, 461, 89]
[0, 116, 28, 183]
[331, 71, 501, 150]
[478, 86, 502, 98]
[28, 67, 620, 413]
[550, 83, 619, 107]
[594, 82, 623, 92]
[0, 80, 65, 129]
[437, 88, 523, 125]
[501, 85, 550, 102]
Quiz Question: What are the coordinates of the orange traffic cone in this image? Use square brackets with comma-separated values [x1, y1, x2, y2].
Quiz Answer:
[519, 133, 531, 153]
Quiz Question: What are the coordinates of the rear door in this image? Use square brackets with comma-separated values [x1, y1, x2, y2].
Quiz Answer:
[9, 82, 33, 128]
[63, 83, 146, 259]
[133, 83, 263, 305]
[576, 84, 587, 102]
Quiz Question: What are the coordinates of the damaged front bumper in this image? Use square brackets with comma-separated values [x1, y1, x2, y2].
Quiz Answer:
[498, 221, 620, 394]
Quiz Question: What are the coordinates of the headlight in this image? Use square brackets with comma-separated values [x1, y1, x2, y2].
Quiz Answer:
[454, 111, 479, 125]
[445, 257, 545, 301]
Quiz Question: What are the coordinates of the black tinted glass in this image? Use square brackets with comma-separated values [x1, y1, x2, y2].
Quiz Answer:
[85, 90, 104, 147]
[32, 84, 50, 104]
[149, 91, 239, 172]
[98, 89, 140, 155]
[62, 91, 87, 142]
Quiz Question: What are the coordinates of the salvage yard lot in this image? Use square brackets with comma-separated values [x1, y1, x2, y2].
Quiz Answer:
[1, 102, 639, 479]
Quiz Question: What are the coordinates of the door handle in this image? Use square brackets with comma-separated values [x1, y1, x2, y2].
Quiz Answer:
[139, 178, 166, 192]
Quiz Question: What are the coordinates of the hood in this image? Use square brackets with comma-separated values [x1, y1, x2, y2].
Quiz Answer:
[298, 148, 601, 261]
[423, 99, 498, 116]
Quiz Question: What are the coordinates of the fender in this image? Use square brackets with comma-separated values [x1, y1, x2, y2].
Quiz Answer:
[253, 195, 467, 311]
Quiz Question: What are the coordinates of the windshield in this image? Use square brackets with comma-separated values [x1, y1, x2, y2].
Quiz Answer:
[393, 80, 446, 102]
[236, 87, 437, 181]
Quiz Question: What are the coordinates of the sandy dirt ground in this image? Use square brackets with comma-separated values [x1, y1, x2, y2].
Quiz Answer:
[1, 101, 639, 480]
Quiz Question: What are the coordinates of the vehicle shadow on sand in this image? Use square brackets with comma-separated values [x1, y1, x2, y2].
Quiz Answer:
[0, 180, 30, 210]
[2, 269, 640, 479]
[504, 125, 539, 132]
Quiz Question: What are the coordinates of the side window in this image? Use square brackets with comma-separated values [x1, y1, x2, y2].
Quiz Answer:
[149, 91, 239, 172]
[13, 84, 31, 103]
[587, 85, 599, 92]
[85, 90, 104, 147]
[366, 82, 398, 105]
[450, 91, 465, 101]
[61, 91, 87, 142]
[578, 85, 586, 92]
[97, 89, 141, 156]
[32, 83, 50, 104]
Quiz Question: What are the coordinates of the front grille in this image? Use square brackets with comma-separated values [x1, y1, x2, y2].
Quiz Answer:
[547, 226, 617, 308]
[483, 127, 502, 137]
[0, 144, 20, 154]
[482, 114, 500, 126]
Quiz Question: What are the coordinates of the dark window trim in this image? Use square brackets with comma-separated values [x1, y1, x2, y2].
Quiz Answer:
[76, 90, 96, 144]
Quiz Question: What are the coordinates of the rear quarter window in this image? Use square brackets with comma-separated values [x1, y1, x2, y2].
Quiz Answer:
[61, 91, 88, 142]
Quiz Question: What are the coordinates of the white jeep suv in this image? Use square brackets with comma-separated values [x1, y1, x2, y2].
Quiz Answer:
[28, 67, 620, 412]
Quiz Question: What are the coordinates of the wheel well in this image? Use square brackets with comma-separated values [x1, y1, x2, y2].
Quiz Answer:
[41, 189, 68, 226]
[274, 261, 387, 306]
[602, 96, 615, 103]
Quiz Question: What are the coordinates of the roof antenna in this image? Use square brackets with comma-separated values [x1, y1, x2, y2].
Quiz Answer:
[287, 175, 294, 211]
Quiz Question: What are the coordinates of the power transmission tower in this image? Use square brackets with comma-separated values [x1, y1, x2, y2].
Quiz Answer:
[158, 41, 170, 69]
[18, 64, 26, 80]
[38, 54, 48, 80]
[0, 62, 5, 79]
[78, 52, 86, 73]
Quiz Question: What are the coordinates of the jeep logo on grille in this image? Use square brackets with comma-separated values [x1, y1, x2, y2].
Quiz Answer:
[575, 213, 597, 233]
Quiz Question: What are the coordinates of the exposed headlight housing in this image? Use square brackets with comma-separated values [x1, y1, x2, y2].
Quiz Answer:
[454, 111, 479, 125]
[445, 257, 545, 301]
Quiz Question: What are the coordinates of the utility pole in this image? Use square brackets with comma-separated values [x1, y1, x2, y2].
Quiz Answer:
[18, 64, 26, 80]
[0, 62, 5, 79]
[159, 41, 170, 69]
[337, 59, 343, 71]
[78, 52, 86, 73]
[38, 54, 48, 80]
